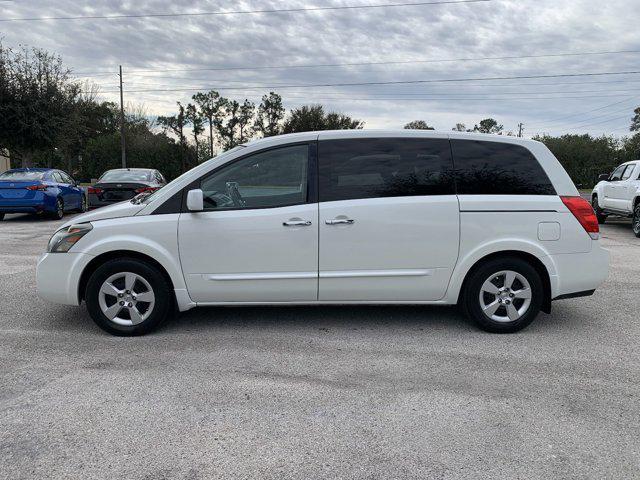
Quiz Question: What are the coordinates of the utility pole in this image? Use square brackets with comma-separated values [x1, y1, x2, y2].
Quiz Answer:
[517, 123, 524, 138]
[119, 65, 127, 168]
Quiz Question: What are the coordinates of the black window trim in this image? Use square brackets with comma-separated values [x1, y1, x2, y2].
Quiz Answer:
[152, 141, 317, 215]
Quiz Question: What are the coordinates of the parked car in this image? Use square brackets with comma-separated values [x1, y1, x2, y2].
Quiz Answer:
[591, 160, 640, 237]
[88, 168, 166, 209]
[37, 131, 609, 336]
[0, 168, 86, 220]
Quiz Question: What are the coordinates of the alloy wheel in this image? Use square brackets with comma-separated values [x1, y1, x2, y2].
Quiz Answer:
[478, 270, 532, 323]
[634, 205, 640, 236]
[98, 272, 156, 326]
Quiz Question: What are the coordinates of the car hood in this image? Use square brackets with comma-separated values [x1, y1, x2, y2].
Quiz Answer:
[60, 201, 146, 229]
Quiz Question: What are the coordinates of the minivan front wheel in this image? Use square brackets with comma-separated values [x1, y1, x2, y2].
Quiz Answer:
[85, 258, 172, 336]
[463, 257, 543, 333]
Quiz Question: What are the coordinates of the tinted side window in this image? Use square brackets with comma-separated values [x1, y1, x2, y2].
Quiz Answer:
[609, 165, 626, 181]
[621, 164, 634, 180]
[319, 138, 454, 202]
[200, 144, 309, 210]
[452, 140, 556, 195]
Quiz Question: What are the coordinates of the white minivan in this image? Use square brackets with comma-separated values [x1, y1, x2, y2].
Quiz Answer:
[37, 131, 609, 336]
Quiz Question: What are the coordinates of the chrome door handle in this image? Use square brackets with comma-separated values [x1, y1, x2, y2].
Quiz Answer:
[283, 220, 312, 227]
[325, 218, 355, 225]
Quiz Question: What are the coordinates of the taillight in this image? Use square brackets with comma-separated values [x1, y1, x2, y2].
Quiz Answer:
[88, 187, 103, 195]
[26, 184, 48, 191]
[561, 196, 600, 240]
[135, 187, 157, 194]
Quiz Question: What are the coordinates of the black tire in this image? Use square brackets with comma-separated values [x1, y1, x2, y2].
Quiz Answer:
[633, 203, 640, 238]
[85, 258, 173, 336]
[51, 198, 64, 220]
[463, 257, 544, 334]
[0, 213, 4, 221]
[78, 194, 88, 213]
[592, 195, 606, 224]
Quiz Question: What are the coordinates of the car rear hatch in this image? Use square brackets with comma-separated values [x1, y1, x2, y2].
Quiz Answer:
[91, 182, 152, 202]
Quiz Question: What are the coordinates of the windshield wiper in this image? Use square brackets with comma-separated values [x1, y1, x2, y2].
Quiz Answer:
[130, 192, 152, 205]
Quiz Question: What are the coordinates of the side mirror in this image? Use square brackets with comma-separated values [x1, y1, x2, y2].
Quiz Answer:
[186, 189, 204, 212]
[598, 174, 610, 182]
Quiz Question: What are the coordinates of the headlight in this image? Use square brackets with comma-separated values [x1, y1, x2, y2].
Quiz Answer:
[47, 223, 93, 253]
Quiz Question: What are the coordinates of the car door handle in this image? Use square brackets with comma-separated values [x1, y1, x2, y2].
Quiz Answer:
[325, 218, 355, 225]
[283, 220, 312, 227]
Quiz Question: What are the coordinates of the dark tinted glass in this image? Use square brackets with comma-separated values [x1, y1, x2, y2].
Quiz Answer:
[200, 144, 309, 210]
[99, 170, 152, 182]
[0, 170, 45, 181]
[609, 165, 626, 181]
[452, 140, 556, 195]
[319, 138, 454, 202]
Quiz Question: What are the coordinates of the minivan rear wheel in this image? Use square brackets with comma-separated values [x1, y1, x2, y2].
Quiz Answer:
[463, 257, 543, 333]
[85, 258, 172, 336]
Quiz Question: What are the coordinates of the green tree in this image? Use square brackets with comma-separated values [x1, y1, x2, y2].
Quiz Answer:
[157, 102, 189, 171]
[404, 120, 434, 130]
[216, 99, 239, 150]
[0, 42, 81, 167]
[474, 118, 503, 134]
[254, 92, 285, 137]
[192, 90, 226, 157]
[631, 107, 640, 132]
[237, 99, 255, 144]
[186, 103, 205, 162]
[452, 123, 468, 132]
[282, 104, 364, 133]
[534, 134, 622, 187]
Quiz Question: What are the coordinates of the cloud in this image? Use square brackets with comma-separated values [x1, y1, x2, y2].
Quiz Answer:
[2, 0, 639, 136]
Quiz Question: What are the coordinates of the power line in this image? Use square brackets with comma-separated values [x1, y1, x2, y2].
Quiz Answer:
[93, 84, 640, 97]
[0, 0, 490, 22]
[73, 49, 640, 76]
[85, 70, 640, 93]
[89, 91, 638, 102]
[533, 102, 638, 130]
[528, 97, 637, 127]
[568, 113, 634, 130]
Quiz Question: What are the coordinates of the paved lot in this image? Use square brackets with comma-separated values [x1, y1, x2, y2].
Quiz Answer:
[1, 213, 639, 479]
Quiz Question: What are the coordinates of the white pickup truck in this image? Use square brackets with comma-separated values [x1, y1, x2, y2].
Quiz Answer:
[591, 160, 640, 237]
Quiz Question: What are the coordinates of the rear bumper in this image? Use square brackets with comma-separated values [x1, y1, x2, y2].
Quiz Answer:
[0, 196, 54, 213]
[0, 205, 46, 214]
[37, 252, 94, 306]
[87, 194, 129, 209]
[548, 242, 610, 300]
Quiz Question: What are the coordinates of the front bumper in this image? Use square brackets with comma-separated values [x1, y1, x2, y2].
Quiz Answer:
[37, 252, 94, 306]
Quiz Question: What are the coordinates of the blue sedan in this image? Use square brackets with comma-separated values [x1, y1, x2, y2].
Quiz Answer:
[0, 168, 87, 220]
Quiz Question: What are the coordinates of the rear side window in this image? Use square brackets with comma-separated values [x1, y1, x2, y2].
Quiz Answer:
[319, 138, 454, 202]
[452, 140, 556, 195]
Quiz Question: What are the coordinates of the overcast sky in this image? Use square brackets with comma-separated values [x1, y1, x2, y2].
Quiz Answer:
[1, 0, 639, 137]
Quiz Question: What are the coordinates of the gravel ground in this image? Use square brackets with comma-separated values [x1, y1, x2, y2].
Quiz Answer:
[1, 212, 639, 479]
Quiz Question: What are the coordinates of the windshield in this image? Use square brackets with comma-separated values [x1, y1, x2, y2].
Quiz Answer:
[99, 170, 152, 183]
[0, 170, 46, 181]
[139, 145, 246, 204]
